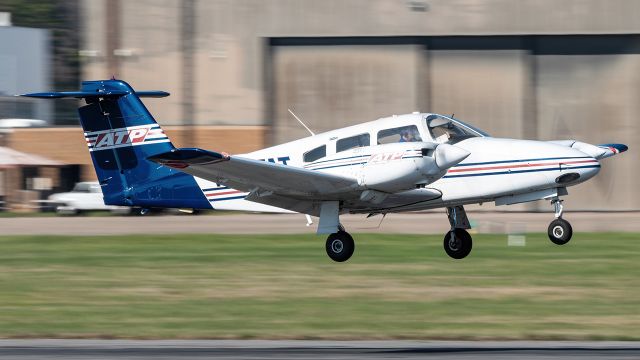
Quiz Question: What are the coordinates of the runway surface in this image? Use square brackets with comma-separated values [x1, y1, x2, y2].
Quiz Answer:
[1, 211, 639, 236]
[0, 340, 638, 359]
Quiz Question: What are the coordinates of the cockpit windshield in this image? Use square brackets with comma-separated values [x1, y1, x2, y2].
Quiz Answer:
[425, 114, 489, 144]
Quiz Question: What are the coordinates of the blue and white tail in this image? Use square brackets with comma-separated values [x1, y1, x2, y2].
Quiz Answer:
[23, 79, 211, 209]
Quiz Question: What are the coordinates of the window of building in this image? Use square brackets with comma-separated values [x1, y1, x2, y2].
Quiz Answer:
[336, 133, 370, 153]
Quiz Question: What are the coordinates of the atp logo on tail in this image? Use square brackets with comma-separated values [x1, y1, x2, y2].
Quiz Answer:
[95, 128, 149, 148]
[85, 124, 170, 152]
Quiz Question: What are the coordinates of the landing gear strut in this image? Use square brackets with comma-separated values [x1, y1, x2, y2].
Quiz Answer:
[325, 230, 355, 262]
[443, 206, 473, 259]
[548, 197, 572, 245]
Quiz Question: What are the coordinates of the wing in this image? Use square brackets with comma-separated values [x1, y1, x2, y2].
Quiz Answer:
[147, 148, 359, 199]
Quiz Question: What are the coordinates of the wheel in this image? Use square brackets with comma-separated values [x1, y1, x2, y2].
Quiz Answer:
[548, 218, 572, 245]
[325, 231, 355, 262]
[443, 228, 472, 259]
[56, 205, 78, 215]
[111, 207, 132, 215]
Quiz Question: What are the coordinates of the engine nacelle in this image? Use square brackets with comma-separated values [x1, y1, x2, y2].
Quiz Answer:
[356, 142, 469, 193]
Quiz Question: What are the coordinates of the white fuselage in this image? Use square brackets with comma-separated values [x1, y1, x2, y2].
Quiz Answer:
[199, 113, 600, 214]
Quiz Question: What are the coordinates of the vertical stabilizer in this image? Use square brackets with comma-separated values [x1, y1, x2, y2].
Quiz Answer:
[23, 79, 211, 209]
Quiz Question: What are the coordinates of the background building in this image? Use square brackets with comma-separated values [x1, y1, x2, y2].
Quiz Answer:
[5, 0, 640, 210]
[0, 14, 51, 121]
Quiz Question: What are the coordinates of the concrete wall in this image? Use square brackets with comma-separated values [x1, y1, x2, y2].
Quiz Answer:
[534, 38, 640, 210]
[77, 0, 640, 210]
[272, 44, 427, 144]
[80, 0, 640, 125]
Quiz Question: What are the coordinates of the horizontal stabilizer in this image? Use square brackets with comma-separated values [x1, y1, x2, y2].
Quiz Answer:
[20, 90, 169, 99]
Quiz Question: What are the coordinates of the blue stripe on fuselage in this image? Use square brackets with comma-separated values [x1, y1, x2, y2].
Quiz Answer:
[202, 186, 228, 192]
[208, 195, 247, 202]
[305, 154, 371, 167]
[443, 164, 600, 178]
[454, 156, 592, 167]
[307, 161, 368, 171]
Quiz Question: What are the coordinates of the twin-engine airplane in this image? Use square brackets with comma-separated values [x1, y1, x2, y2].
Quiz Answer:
[23, 80, 627, 261]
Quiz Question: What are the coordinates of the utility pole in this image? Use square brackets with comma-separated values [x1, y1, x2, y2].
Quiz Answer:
[105, 0, 121, 77]
[181, 0, 196, 146]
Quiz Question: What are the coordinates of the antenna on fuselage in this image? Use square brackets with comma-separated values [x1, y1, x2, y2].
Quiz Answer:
[287, 108, 315, 136]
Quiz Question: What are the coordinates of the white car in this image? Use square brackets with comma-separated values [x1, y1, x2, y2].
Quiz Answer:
[48, 182, 130, 214]
[0, 118, 48, 128]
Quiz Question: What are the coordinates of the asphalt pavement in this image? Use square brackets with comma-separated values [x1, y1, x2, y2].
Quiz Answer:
[0, 340, 638, 359]
[0, 211, 639, 236]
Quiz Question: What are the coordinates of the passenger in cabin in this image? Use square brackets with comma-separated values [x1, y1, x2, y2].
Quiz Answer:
[400, 129, 419, 142]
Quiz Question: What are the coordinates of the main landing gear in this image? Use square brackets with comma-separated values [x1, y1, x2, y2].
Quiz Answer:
[443, 205, 473, 259]
[548, 198, 573, 245]
[317, 201, 356, 262]
[325, 230, 355, 262]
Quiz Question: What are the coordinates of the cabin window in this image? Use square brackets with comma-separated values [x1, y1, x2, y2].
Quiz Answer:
[425, 114, 487, 144]
[336, 133, 370, 153]
[72, 183, 92, 193]
[377, 125, 422, 144]
[303, 145, 326, 162]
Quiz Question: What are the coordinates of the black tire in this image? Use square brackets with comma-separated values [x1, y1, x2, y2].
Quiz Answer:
[326, 231, 355, 262]
[56, 206, 78, 216]
[548, 218, 572, 245]
[443, 228, 473, 259]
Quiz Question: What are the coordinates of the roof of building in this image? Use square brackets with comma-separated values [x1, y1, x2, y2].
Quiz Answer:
[0, 146, 62, 168]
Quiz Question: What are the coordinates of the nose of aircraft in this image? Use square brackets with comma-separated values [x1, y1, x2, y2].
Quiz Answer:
[552, 141, 603, 183]
[435, 143, 471, 170]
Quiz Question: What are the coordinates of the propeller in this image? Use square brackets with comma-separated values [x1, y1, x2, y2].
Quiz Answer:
[434, 143, 471, 170]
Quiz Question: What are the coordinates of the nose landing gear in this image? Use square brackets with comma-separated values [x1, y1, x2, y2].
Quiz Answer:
[548, 198, 573, 245]
[443, 206, 473, 259]
[443, 228, 473, 259]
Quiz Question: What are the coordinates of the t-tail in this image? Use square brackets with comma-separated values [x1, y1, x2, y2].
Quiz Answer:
[21, 79, 211, 209]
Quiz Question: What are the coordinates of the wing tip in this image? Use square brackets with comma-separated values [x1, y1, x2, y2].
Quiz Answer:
[598, 143, 628, 154]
